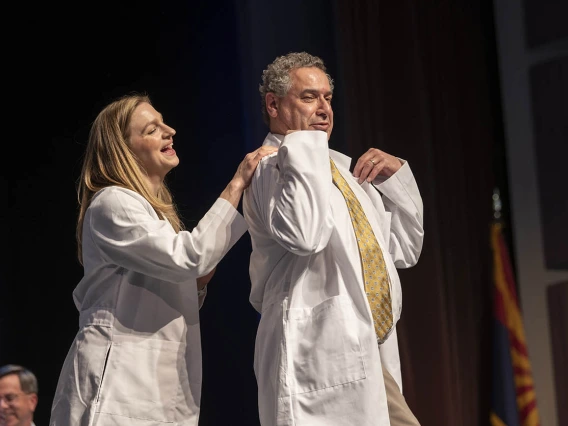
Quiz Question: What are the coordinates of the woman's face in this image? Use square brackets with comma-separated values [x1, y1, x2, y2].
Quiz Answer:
[128, 102, 179, 184]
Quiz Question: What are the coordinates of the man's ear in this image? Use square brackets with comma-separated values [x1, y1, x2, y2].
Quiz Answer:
[266, 93, 279, 118]
[29, 393, 38, 412]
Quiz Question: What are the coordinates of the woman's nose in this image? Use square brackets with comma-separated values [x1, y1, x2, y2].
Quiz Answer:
[165, 125, 176, 137]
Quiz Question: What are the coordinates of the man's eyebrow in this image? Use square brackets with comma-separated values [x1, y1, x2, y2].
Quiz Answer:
[299, 89, 333, 96]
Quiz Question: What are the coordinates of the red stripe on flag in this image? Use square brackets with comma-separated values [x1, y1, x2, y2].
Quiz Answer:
[519, 399, 538, 423]
[490, 222, 541, 426]
[509, 334, 529, 357]
[515, 384, 534, 395]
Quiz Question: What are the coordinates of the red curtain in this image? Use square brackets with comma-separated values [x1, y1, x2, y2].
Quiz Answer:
[334, 1, 503, 424]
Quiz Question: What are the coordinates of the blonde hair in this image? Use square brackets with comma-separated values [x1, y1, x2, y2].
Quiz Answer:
[76, 93, 184, 264]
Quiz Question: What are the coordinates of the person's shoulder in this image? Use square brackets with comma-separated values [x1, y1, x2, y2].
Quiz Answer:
[253, 152, 278, 182]
[90, 186, 147, 209]
[264, 132, 282, 147]
[254, 135, 280, 173]
[87, 187, 155, 225]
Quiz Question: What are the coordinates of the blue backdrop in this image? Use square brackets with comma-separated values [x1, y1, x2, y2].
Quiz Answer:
[1, 1, 348, 425]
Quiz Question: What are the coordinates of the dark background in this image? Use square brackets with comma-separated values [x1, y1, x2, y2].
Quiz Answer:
[1, 1, 566, 425]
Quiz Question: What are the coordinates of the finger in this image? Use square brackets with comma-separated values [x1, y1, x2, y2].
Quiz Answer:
[260, 145, 278, 154]
[353, 159, 366, 178]
[356, 159, 375, 183]
[248, 147, 273, 168]
[366, 161, 383, 182]
[353, 153, 374, 177]
[368, 157, 391, 182]
[257, 146, 278, 161]
[357, 168, 369, 184]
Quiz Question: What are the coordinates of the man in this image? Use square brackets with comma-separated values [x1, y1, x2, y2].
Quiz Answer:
[0, 365, 38, 426]
[243, 52, 424, 426]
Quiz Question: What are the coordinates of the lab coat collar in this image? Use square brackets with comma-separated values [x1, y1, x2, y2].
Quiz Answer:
[265, 132, 284, 147]
[266, 132, 352, 171]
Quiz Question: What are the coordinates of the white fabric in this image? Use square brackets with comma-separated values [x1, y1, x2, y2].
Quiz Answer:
[243, 131, 424, 426]
[49, 186, 248, 426]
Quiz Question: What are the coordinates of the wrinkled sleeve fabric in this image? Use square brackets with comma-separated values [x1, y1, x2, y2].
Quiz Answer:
[86, 187, 248, 283]
[249, 131, 335, 256]
[372, 161, 424, 268]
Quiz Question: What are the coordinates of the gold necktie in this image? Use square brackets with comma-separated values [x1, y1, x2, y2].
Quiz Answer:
[330, 158, 393, 342]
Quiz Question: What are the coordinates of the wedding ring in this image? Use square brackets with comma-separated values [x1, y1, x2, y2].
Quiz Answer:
[369, 159, 375, 165]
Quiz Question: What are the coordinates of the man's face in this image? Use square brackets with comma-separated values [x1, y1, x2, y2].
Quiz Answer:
[269, 67, 333, 140]
[0, 374, 37, 426]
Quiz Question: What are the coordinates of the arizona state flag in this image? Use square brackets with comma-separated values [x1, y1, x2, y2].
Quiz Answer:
[490, 221, 540, 426]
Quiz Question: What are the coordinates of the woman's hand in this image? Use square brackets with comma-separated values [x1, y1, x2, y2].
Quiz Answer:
[233, 145, 279, 190]
[221, 145, 278, 207]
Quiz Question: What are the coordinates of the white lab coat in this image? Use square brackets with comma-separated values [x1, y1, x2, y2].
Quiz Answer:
[243, 131, 424, 426]
[49, 186, 248, 426]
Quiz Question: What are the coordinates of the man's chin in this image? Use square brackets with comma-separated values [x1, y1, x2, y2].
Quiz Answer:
[1, 417, 16, 426]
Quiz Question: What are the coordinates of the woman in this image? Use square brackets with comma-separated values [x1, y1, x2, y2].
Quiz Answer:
[49, 93, 277, 426]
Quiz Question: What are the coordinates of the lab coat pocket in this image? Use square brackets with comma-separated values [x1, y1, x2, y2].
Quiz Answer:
[284, 295, 366, 395]
[95, 337, 182, 423]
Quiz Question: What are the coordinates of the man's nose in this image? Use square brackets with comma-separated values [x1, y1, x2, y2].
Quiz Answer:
[317, 98, 332, 117]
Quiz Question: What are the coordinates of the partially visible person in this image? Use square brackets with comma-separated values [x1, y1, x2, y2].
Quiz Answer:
[0, 364, 38, 426]
[49, 93, 277, 426]
[243, 52, 424, 425]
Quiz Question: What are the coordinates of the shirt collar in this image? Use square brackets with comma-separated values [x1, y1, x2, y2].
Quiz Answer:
[265, 132, 284, 147]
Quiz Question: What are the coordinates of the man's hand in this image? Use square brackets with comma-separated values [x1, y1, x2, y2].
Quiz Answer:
[352, 148, 403, 184]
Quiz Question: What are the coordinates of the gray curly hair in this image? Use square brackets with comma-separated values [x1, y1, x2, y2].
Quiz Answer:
[259, 52, 334, 126]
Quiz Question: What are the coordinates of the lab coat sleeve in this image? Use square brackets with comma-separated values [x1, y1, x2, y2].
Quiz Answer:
[373, 161, 424, 268]
[249, 131, 334, 256]
[87, 188, 248, 283]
